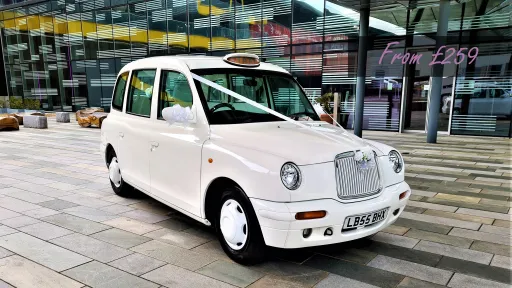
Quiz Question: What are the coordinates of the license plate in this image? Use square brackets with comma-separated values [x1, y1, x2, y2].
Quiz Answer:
[343, 208, 389, 230]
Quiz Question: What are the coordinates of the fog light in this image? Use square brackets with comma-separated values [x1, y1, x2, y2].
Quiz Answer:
[324, 228, 333, 236]
[295, 211, 326, 220]
[303, 228, 312, 238]
[399, 191, 408, 200]
[393, 208, 400, 216]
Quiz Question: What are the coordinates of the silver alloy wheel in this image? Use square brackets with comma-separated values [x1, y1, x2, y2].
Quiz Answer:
[220, 199, 248, 250]
[109, 157, 122, 188]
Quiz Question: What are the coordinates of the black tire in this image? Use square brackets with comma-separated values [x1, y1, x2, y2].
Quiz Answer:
[107, 149, 134, 197]
[215, 186, 266, 265]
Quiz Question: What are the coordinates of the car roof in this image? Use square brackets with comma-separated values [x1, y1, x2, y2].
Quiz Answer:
[120, 55, 290, 75]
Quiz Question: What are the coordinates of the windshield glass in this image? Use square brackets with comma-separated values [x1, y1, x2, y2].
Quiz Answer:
[192, 69, 319, 125]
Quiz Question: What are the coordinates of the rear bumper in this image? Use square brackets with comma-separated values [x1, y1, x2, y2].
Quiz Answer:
[250, 181, 410, 249]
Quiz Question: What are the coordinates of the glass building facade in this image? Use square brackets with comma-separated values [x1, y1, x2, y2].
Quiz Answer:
[0, 0, 510, 137]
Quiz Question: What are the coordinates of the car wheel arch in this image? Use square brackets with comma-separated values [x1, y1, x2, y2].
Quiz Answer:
[204, 177, 250, 228]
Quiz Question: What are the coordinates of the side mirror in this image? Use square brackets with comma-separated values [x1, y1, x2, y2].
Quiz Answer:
[162, 104, 197, 125]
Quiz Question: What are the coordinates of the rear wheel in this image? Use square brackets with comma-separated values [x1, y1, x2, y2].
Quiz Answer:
[107, 150, 134, 197]
[215, 187, 266, 265]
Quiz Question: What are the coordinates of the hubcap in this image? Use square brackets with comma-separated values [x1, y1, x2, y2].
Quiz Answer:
[109, 157, 122, 188]
[220, 199, 248, 250]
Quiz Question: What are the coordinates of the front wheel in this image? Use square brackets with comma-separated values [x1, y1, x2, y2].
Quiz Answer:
[216, 187, 266, 265]
[107, 150, 134, 197]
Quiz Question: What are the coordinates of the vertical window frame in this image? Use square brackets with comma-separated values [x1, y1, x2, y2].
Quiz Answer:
[111, 71, 129, 112]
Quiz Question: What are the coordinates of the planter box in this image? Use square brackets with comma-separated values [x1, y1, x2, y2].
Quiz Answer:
[320, 114, 334, 124]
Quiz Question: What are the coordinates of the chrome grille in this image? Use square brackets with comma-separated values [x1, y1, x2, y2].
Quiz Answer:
[334, 151, 381, 200]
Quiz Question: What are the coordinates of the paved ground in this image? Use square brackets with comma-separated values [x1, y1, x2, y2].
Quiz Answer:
[0, 119, 510, 288]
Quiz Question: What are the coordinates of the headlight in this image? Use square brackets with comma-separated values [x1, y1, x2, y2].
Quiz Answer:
[280, 162, 301, 190]
[388, 150, 403, 173]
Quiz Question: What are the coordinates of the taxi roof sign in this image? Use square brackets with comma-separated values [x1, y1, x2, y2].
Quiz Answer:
[223, 53, 260, 67]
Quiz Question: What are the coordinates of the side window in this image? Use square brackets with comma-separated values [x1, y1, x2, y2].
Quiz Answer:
[158, 71, 193, 119]
[111, 72, 128, 111]
[126, 70, 156, 117]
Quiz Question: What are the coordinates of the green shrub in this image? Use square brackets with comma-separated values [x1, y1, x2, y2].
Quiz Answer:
[8, 97, 23, 109]
[0, 99, 5, 108]
[24, 99, 41, 110]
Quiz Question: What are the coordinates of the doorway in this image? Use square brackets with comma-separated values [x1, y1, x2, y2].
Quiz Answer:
[401, 47, 455, 133]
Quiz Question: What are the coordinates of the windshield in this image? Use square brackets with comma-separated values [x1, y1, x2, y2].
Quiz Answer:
[192, 69, 319, 125]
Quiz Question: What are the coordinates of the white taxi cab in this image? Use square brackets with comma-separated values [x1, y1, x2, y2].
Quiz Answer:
[100, 53, 410, 264]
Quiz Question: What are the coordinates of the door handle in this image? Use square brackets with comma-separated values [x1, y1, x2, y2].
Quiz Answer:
[150, 142, 159, 151]
[119, 132, 124, 138]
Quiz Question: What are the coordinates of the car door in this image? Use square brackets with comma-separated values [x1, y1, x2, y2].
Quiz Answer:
[148, 69, 209, 216]
[117, 69, 157, 193]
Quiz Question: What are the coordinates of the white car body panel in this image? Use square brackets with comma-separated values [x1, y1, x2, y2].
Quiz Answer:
[101, 55, 410, 249]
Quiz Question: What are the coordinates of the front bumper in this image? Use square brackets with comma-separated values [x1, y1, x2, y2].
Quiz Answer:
[250, 181, 410, 249]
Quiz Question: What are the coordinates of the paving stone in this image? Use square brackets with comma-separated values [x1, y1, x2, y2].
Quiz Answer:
[191, 241, 233, 262]
[142, 264, 235, 288]
[351, 239, 442, 267]
[0, 246, 13, 259]
[449, 228, 511, 245]
[393, 218, 452, 234]
[101, 195, 142, 205]
[154, 218, 193, 231]
[492, 219, 511, 228]
[406, 200, 458, 212]
[50, 233, 133, 263]
[18, 222, 74, 240]
[2, 190, 54, 204]
[251, 259, 328, 285]
[99, 204, 135, 214]
[41, 213, 111, 235]
[313, 274, 378, 288]
[456, 208, 512, 221]
[479, 224, 510, 235]
[22, 207, 60, 218]
[400, 211, 481, 230]
[0, 215, 41, 228]
[0, 226, 16, 237]
[403, 206, 427, 214]
[435, 193, 481, 203]
[249, 274, 324, 288]
[382, 225, 410, 235]
[412, 190, 438, 198]
[63, 261, 159, 288]
[0, 232, 91, 271]
[61, 205, 118, 222]
[371, 232, 419, 248]
[447, 273, 510, 288]
[425, 198, 509, 213]
[397, 277, 446, 288]
[470, 240, 511, 257]
[129, 200, 175, 216]
[131, 240, 217, 270]
[490, 255, 511, 270]
[102, 217, 161, 235]
[0, 197, 41, 212]
[197, 260, 264, 287]
[182, 225, 217, 241]
[423, 209, 494, 224]
[0, 255, 83, 288]
[59, 194, 113, 208]
[91, 228, 152, 248]
[144, 228, 210, 249]
[404, 229, 473, 248]
[313, 245, 377, 265]
[479, 198, 512, 208]
[436, 257, 511, 284]
[368, 255, 452, 285]
[38, 199, 79, 210]
[304, 255, 405, 288]
[108, 253, 166, 276]
[0, 279, 14, 288]
[120, 209, 171, 224]
[415, 240, 492, 264]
